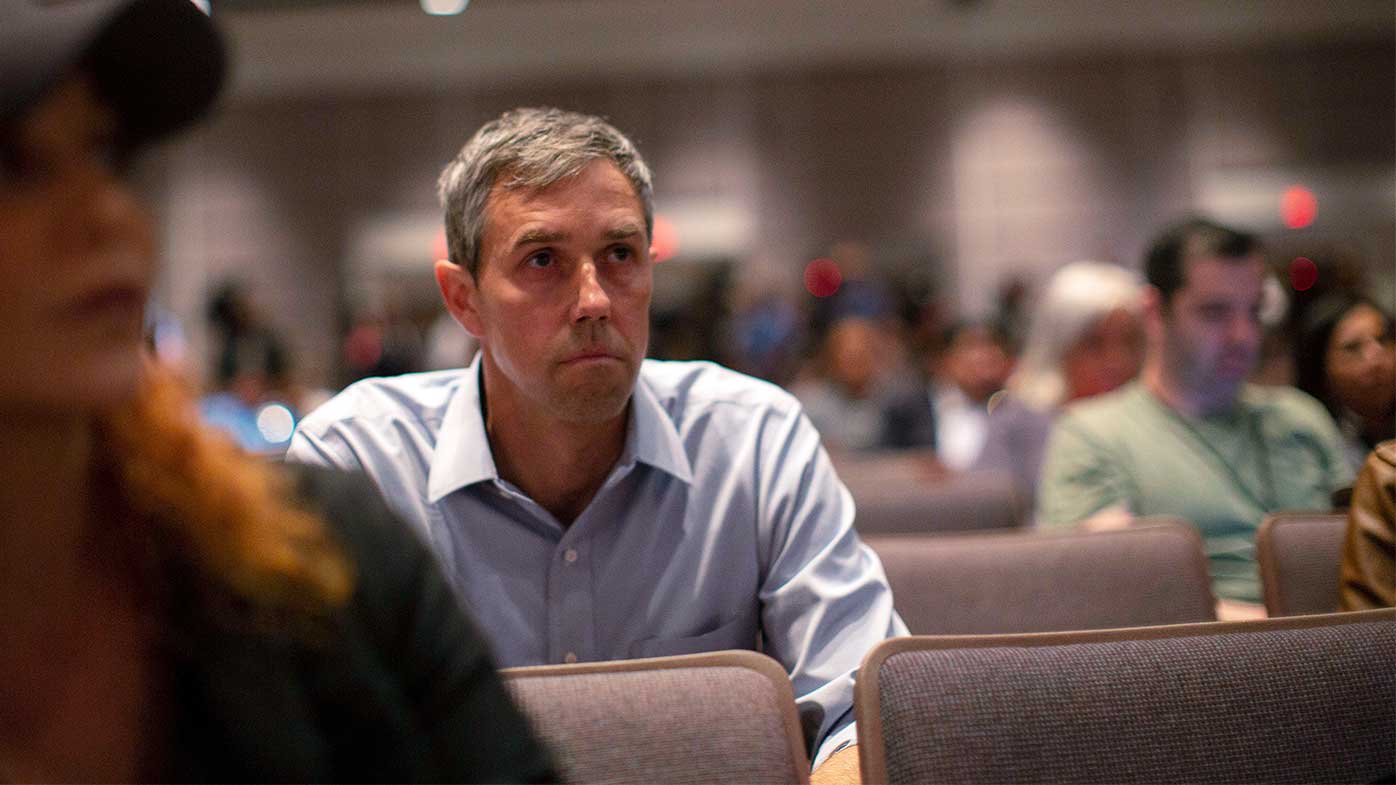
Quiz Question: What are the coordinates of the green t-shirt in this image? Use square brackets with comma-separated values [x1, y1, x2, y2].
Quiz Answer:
[1037, 382, 1353, 603]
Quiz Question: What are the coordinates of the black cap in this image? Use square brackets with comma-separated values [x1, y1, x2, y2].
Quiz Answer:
[1, 0, 226, 148]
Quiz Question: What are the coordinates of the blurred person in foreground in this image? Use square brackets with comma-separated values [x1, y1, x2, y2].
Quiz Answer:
[925, 319, 1015, 470]
[1294, 295, 1396, 472]
[791, 315, 930, 453]
[1339, 440, 1396, 610]
[1037, 218, 1352, 614]
[973, 261, 1144, 511]
[289, 107, 905, 783]
[0, 1, 553, 780]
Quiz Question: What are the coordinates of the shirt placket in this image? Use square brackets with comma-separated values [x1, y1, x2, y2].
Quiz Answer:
[547, 536, 594, 665]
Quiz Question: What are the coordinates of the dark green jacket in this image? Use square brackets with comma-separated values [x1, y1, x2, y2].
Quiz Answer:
[156, 466, 556, 783]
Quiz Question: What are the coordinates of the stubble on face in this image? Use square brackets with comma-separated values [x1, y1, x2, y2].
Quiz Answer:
[1160, 255, 1266, 411]
[471, 160, 652, 428]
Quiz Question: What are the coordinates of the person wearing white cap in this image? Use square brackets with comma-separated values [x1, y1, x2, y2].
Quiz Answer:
[0, 1, 555, 780]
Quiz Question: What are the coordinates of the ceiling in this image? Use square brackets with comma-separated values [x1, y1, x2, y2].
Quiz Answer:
[215, 0, 1394, 98]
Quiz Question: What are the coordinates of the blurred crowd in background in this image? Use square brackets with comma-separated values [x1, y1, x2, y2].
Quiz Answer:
[183, 232, 1393, 494]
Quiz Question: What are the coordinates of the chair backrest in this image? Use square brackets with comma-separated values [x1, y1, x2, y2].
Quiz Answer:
[865, 521, 1216, 634]
[856, 609, 1396, 785]
[838, 459, 1023, 534]
[1256, 512, 1347, 616]
[501, 650, 810, 785]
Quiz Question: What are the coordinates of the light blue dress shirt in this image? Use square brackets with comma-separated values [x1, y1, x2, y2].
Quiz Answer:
[287, 356, 906, 765]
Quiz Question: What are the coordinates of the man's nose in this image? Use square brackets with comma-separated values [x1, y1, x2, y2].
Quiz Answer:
[572, 261, 611, 322]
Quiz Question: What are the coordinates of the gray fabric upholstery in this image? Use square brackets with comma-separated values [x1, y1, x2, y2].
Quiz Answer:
[869, 616, 1395, 784]
[1257, 513, 1346, 616]
[866, 523, 1216, 634]
[835, 457, 1023, 533]
[504, 664, 804, 785]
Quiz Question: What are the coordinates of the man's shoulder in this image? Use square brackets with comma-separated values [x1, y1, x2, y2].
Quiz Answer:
[1055, 383, 1148, 435]
[296, 369, 469, 437]
[1374, 440, 1396, 468]
[639, 359, 802, 420]
[1240, 383, 1330, 423]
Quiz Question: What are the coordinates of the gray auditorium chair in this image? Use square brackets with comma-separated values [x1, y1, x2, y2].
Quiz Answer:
[1256, 512, 1347, 617]
[865, 521, 1216, 634]
[836, 453, 1023, 533]
[501, 651, 810, 785]
[855, 609, 1396, 785]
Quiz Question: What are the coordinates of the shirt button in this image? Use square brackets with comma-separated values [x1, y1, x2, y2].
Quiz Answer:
[563, 548, 579, 564]
[563, 652, 578, 664]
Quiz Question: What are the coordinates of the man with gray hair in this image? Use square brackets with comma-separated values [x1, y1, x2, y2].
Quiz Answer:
[289, 107, 903, 781]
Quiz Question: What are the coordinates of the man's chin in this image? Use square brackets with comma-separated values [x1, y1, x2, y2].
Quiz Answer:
[549, 375, 636, 424]
[553, 392, 632, 425]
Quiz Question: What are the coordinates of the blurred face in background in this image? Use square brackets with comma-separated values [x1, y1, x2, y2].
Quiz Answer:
[1326, 303, 1396, 423]
[1063, 307, 1144, 402]
[825, 318, 884, 399]
[942, 326, 1013, 404]
[1155, 254, 1265, 410]
[449, 159, 652, 425]
[0, 78, 155, 414]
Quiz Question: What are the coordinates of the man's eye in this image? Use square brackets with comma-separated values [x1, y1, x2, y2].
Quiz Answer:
[607, 245, 634, 263]
[525, 251, 554, 269]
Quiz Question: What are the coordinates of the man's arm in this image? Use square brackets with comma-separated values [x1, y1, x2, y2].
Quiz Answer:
[754, 404, 907, 772]
[286, 423, 359, 471]
[1035, 415, 1134, 528]
[811, 744, 861, 785]
[1340, 443, 1396, 610]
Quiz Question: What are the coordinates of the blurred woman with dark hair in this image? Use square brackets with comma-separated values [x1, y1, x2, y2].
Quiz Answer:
[1294, 295, 1396, 472]
[0, 1, 553, 780]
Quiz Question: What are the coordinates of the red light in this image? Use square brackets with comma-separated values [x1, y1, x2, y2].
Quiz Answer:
[804, 258, 843, 298]
[651, 215, 680, 263]
[1281, 186, 1317, 229]
[1289, 257, 1318, 292]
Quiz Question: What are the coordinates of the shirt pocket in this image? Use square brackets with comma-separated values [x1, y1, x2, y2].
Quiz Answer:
[628, 617, 756, 659]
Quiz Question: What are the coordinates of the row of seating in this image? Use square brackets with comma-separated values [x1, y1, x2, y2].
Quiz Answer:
[865, 515, 1347, 633]
[502, 609, 1394, 784]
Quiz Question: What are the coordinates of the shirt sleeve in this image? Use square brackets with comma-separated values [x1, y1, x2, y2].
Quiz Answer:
[1305, 398, 1357, 494]
[1036, 413, 1134, 527]
[1339, 443, 1396, 611]
[754, 405, 908, 768]
[286, 422, 360, 471]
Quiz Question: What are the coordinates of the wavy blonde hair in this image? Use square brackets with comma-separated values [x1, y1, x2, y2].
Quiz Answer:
[96, 362, 352, 614]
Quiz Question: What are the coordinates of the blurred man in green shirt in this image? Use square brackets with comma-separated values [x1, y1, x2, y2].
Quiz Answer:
[1038, 218, 1351, 609]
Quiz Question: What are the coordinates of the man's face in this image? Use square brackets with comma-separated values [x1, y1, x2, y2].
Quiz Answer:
[942, 327, 1013, 404]
[1158, 254, 1266, 406]
[457, 159, 652, 424]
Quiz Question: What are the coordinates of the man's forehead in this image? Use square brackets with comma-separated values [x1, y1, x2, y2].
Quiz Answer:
[1181, 253, 1265, 291]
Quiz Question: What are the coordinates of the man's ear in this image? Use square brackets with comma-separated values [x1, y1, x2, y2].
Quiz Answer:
[1141, 285, 1168, 337]
[1141, 285, 1163, 320]
[434, 259, 485, 338]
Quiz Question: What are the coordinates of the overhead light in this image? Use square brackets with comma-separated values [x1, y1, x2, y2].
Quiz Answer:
[190, 0, 210, 14]
[421, 0, 468, 16]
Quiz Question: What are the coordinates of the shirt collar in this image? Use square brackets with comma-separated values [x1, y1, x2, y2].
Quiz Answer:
[426, 356, 693, 503]
[625, 369, 694, 485]
[427, 354, 498, 503]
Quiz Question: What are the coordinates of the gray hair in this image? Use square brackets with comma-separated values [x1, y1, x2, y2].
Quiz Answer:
[1007, 260, 1142, 411]
[436, 107, 654, 279]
